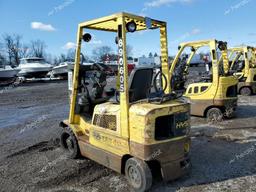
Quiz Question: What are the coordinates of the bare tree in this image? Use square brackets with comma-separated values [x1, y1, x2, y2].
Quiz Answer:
[2, 34, 22, 66]
[92, 46, 112, 61]
[126, 44, 133, 58]
[0, 42, 6, 66]
[19, 44, 30, 58]
[54, 51, 83, 65]
[4, 35, 13, 65]
[0, 52, 6, 67]
[53, 56, 59, 65]
[44, 53, 53, 64]
[30, 40, 46, 58]
[66, 49, 76, 61]
[59, 53, 67, 63]
[199, 52, 206, 60]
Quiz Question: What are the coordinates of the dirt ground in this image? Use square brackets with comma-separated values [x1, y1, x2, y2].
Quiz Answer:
[1, 81, 256, 192]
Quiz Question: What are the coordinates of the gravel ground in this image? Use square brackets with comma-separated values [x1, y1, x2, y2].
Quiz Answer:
[0, 81, 256, 192]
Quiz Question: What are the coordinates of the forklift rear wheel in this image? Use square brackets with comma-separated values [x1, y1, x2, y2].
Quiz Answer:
[125, 158, 152, 192]
[60, 127, 80, 159]
[206, 108, 223, 122]
[240, 87, 252, 96]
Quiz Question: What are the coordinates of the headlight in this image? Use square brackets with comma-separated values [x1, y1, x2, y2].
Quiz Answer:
[82, 33, 92, 42]
[126, 21, 137, 33]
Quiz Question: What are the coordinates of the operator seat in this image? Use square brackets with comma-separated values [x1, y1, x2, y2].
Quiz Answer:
[128, 67, 154, 102]
[236, 60, 245, 72]
[111, 67, 154, 103]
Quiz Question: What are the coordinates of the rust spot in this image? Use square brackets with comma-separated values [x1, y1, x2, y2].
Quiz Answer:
[76, 131, 84, 136]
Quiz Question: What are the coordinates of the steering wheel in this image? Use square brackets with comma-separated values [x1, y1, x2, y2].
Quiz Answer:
[115, 90, 120, 103]
[80, 53, 85, 65]
[153, 70, 168, 93]
[234, 72, 244, 80]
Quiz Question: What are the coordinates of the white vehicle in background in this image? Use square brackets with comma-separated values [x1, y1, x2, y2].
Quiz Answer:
[49, 62, 74, 79]
[0, 65, 20, 85]
[18, 57, 52, 78]
[189, 54, 205, 67]
[133, 56, 161, 66]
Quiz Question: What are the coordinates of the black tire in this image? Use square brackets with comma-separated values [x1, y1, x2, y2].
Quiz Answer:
[125, 158, 152, 192]
[240, 87, 252, 96]
[206, 107, 223, 122]
[60, 127, 80, 159]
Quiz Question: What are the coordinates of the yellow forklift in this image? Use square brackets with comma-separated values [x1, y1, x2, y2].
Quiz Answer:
[228, 46, 256, 95]
[60, 12, 191, 191]
[169, 40, 238, 121]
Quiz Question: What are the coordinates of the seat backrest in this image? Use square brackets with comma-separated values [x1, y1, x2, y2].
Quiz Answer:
[128, 67, 154, 102]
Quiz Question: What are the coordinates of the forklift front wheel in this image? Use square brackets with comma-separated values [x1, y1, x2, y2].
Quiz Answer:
[206, 108, 223, 122]
[60, 127, 80, 159]
[125, 158, 152, 192]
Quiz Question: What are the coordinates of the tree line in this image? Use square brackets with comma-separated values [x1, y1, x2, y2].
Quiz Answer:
[0, 33, 83, 67]
[0, 33, 163, 67]
[0, 34, 48, 67]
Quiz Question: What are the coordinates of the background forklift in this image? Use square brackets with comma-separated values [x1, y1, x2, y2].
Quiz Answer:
[169, 40, 238, 121]
[60, 12, 191, 192]
[228, 46, 256, 96]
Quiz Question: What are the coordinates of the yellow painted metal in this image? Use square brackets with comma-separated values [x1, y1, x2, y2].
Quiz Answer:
[160, 24, 171, 94]
[117, 16, 130, 139]
[229, 46, 255, 78]
[65, 12, 189, 163]
[222, 50, 230, 75]
[186, 50, 197, 74]
[169, 39, 220, 93]
[129, 100, 190, 144]
[252, 47, 256, 65]
[209, 40, 219, 85]
[69, 26, 82, 124]
[228, 46, 256, 94]
[185, 82, 212, 95]
[90, 102, 130, 155]
[229, 50, 242, 70]
[90, 127, 130, 156]
[79, 12, 164, 32]
[169, 39, 238, 116]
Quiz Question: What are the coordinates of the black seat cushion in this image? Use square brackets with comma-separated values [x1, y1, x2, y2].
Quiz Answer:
[129, 67, 154, 102]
